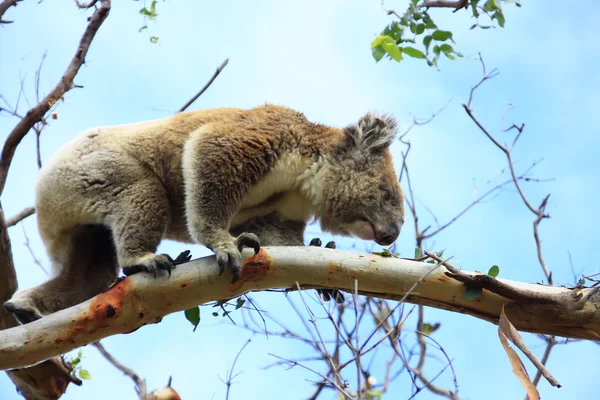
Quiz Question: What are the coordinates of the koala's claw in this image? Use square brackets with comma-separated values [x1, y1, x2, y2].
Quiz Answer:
[216, 233, 261, 284]
[235, 232, 261, 254]
[123, 253, 178, 278]
[309, 238, 345, 304]
[173, 250, 193, 265]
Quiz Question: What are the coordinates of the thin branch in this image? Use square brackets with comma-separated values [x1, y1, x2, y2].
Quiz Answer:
[0, 0, 111, 196]
[93, 341, 147, 399]
[420, 0, 468, 9]
[0, 0, 20, 23]
[74, 0, 99, 8]
[20, 223, 48, 275]
[224, 338, 251, 400]
[5, 206, 35, 227]
[178, 58, 229, 113]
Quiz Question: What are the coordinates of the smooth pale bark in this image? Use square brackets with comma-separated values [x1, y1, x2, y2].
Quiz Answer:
[0, 246, 598, 370]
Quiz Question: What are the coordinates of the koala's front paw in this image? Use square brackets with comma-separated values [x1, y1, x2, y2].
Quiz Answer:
[215, 233, 260, 284]
[309, 238, 345, 304]
[122, 250, 191, 278]
[3, 300, 43, 325]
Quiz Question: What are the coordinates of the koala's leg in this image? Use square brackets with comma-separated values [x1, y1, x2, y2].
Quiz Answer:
[4, 225, 119, 324]
[183, 130, 281, 283]
[104, 179, 177, 278]
[308, 239, 344, 304]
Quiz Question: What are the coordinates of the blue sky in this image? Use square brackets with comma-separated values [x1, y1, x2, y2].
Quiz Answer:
[1, 0, 599, 399]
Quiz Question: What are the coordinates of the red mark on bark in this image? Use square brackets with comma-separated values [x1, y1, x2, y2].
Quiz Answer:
[229, 249, 272, 290]
[57, 278, 132, 344]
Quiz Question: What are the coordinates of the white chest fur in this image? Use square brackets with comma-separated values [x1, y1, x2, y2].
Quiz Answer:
[232, 153, 317, 226]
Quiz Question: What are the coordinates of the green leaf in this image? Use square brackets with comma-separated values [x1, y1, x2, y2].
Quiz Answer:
[436, 249, 445, 258]
[373, 248, 393, 257]
[411, 0, 419, 6]
[422, 13, 437, 29]
[413, 13, 422, 21]
[235, 298, 246, 310]
[400, 13, 410, 26]
[138, 25, 148, 33]
[372, 46, 385, 62]
[415, 23, 425, 35]
[464, 286, 483, 300]
[433, 45, 441, 56]
[492, 10, 506, 27]
[403, 47, 426, 59]
[488, 265, 500, 277]
[422, 322, 441, 335]
[409, 21, 417, 34]
[469, 24, 478, 30]
[79, 369, 91, 380]
[432, 30, 452, 41]
[381, 37, 403, 61]
[184, 306, 200, 332]
[440, 44, 453, 53]
[423, 35, 432, 52]
[414, 248, 422, 259]
[212, 312, 219, 317]
[150, 36, 159, 44]
[371, 35, 384, 48]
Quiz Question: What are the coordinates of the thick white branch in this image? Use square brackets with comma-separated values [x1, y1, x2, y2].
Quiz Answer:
[0, 247, 598, 370]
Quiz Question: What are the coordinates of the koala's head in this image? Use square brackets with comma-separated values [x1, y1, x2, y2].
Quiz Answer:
[319, 113, 404, 246]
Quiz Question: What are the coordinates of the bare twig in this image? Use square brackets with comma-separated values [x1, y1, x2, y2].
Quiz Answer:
[421, 0, 468, 9]
[224, 338, 251, 400]
[20, 223, 48, 275]
[462, 56, 553, 284]
[0, 0, 20, 23]
[74, 0, 99, 8]
[93, 341, 148, 399]
[269, 354, 352, 398]
[5, 206, 35, 227]
[0, 0, 111, 196]
[178, 59, 229, 113]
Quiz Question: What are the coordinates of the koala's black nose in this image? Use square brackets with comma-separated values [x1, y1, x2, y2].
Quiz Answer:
[375, 222, 401, 246]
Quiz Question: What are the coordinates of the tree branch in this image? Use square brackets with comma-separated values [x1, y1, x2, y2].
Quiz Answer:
[0, 0, 21, 24]
[0, 0, 111, 196]
[5, 206, 35, 227]
[178, 58, 229, 113]
[1, 247, 599, 371]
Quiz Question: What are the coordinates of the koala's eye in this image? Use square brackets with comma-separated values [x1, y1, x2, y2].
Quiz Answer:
[381, 189, 391, 203]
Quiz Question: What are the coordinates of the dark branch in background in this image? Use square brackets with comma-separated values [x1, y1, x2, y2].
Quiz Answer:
[178, 58, 229, 113]
[74, 0, 99, 8]
[0, 0, 112, 196]
[6, 206, 35, 227]
[0, 1, 112, 399]
[0, 0, 21, 23]
[420, 0, 468, 9]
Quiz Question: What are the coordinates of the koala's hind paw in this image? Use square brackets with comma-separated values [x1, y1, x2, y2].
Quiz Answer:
[215, 233, 260, 284]
[3, 301, 43, 325]
[309, 238, 345, 304]
[122, 251, 190, 278]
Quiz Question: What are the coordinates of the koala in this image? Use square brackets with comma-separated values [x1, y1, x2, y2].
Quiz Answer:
[4, 104, 404, 324]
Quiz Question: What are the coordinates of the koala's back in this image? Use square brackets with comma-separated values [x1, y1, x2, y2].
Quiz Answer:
[35, 105, 318, 245]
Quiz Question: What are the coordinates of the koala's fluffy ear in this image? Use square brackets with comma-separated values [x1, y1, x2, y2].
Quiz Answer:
[341, 113, 398, 155]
